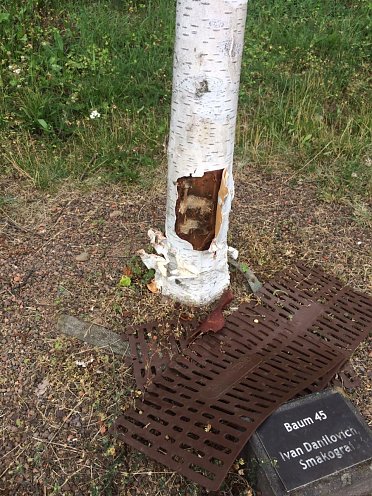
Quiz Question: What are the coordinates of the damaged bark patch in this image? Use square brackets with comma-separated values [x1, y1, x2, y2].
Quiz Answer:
[175, 170, 223, 251]
[195, 79, 209, 97]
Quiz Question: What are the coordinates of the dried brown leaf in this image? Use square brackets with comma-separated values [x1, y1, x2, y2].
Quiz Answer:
[147, 279, 159, 293]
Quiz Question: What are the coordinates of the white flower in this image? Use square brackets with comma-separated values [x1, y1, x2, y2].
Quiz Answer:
[351, 172, 358, 178]
[89, 110, 100, 119]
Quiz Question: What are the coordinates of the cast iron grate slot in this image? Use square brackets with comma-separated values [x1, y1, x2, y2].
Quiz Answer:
[114, 344, 342, 489]
[115, 264, 371, 490]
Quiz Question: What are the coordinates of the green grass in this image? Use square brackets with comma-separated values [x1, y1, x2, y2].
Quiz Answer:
[239, 0, 372, 202]
[0, 0, 371, 201]
[0, 0, 173, 187]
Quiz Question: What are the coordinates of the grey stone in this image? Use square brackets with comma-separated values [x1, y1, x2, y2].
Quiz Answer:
[57, 314, 130, 356]
[75, 252, 90, 262]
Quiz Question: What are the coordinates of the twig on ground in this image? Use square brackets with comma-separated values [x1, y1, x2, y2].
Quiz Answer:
[34, 402, 57, 427]
[0, 443, 22, 461]
[11, 267, 36, 294]
[80, 153, 98, 181]
[0, 443, 31, 479]
[47, 396, 85, 446]
[60, 465, 88, 490]
[52, 199, 75, 226]
[0, 208, 33, 233]
[285, 141, 332, 182]
[32, 437, 82, 453]
[51, 444, 68, 475]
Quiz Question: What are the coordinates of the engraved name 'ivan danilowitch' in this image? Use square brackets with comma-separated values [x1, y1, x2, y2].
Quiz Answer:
[278, 408, 361, 471]
[279, 427, 359, 470]
[255, 392, 372, 492]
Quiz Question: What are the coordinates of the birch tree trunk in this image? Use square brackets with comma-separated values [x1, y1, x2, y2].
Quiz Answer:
[139, 0, 248, 306]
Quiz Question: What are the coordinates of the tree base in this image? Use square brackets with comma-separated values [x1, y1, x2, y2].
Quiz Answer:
[159, 267, 230, 307]
[139, 229, 231, 307]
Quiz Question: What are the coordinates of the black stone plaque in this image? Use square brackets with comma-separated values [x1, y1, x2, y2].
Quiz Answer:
[255, 390, 372, 492]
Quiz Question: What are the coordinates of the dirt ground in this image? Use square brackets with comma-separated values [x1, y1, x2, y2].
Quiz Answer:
[1, 165, 371, 495]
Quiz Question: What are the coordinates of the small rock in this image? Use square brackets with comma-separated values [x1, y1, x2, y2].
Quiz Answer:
[37, 298, 49, 306]
[109, 210, 122, 219]
[69, 414, 82, 429]
[35, 378, 49, 398]
[75, 252, 90, 262]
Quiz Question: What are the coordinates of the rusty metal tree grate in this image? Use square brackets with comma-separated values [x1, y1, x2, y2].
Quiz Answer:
[113, 264, 372, 491]
[126, 320, 192, 391]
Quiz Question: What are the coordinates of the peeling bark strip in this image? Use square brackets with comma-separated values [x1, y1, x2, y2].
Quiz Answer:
[139, 0, 248, 305]
[175, 170, 223, 251]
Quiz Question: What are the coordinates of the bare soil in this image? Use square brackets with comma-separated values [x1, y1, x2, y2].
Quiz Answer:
[1, 166, 371, 495]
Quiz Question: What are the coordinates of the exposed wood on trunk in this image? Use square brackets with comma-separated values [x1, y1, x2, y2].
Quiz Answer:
[175, 170, 223, 251]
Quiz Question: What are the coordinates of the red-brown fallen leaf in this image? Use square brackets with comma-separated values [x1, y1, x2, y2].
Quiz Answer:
[122, 266, 132, 277]
[13, 274, 21, 283]
[100, 424, 107, 435]
[198, 289, 234, 334]
[147, 279, 159, 293]
[187, 289, 234, 343]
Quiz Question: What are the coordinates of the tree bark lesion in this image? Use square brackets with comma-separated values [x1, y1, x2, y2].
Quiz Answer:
[175, 170, 223, 251]
[195, 79, 209, 97]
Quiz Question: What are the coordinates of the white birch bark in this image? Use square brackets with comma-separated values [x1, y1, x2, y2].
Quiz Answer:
[139, 0, 248, 306]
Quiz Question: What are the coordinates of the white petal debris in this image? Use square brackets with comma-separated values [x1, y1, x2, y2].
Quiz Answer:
[75, 357, 94, 368]
[227, 246, 239, 260]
